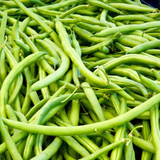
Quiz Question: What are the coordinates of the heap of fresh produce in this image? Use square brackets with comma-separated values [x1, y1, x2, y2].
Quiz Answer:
[1, 0, 160, 159]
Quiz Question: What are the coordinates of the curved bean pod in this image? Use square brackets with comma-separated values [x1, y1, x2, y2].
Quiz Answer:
[0, 52, 46, 118]
[0, 117, 23, 160]
[30, 38, 70, 92]
[95, 21, 160, 37]
[3, 93, 160, 136]
[94, 54, 160, 73]
[127, 40, 160, 54]
[55, 19, 107, 87]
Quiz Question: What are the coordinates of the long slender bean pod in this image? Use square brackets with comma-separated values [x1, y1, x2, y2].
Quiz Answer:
[150, 102, 160, 160]
[0, 117, 23, 160]
[95, 21, 160, 37]
[0, 52, 46, 118]
[2, 93, 160, 136]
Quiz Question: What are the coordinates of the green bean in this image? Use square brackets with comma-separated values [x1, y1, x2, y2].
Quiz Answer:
[58, 18, 79, 24]
[29, 38, 70, 92]
[35, 39, 60, 65]
[117, 37, 142, 47]
[13, 0, 61, 46]
[147, 32, 160, 38]
[4, 46, 23, 105]
[11, 18, 20, 62]
[150, 101, 160, 160]
[0, 117, 23, 160]
[145, 49, 160, 55]
[141, 134, 153, 160]
[80, 139, 127, 160]
[13, 95, 22, 112]
[17, 139, 27, 156]
[6, 104, 19, 135]
[71, 14, 107, 27]
[81, 32, 121, 55]
[55, 20, 108, 87]
[26, 97, 50, 120]
[14, 39, 31, 53]
[109, 75, 148, 97]
[122, 34, 149, 43]
[19, 30, 55, 75]
[95, 21, 160, 37]
[43, 54, 58, 69]
[138, 72, 160, 93]
[105, 82, 135, 101]
[3, 93, 160, 136]
[23, 131, 36, 160]
[81, 82, 105, 121]
[87, 0, 123, 14]
[88, 110, 100, 123]
[0, 0, 32, 8]
[34, 134, 44, 156]
[110, 98, 127, 160]
[114, 14, 154, 22]
[127, 40, 160, 54]
[109, 3, 156, 12]
[130, 30, 157, 41]
[59, 108, 71, 124]
[38, 66, 50, 99]
[31, 0, 83, 11]
[94, 54, 160, 74]
[0, 51, 46, 118]
[114, 42, 130, 53]
[125, 89, 147, 102]
[41, 102, 68, 125]
[77, 22, 108, 32]
[125, 134, 135, 160]
[151, 68, 160, 81]
[34, 7, 63, 17]
[88, 58, 115, 70]
[69, 99, 80, 126]
[72, 31, 81, 85]
[109, 68, 140, 82]
[31, 137, 63, 160]
[31, 0, 46, 6]
[14, 111, 28, 123]
[24, 91, 71, 159]
[121, 65, 154, 78]
[76, 9, 99, 16]
[62, 69, 73, 83]
[142, 120, 150, 141]
[72, 25, 107, 43]
[0, 11, 7, 83]
[132, 136, 155, 153]
[22, 67, 40, 114]
[61, 144, 76, 160]
[59, 5, 89, 19]
[100, 9, 110, 27]
[0, 130, 28, 155]
[60, 135, 90, 157]
[110, 93, 142, 137]
[52, 117, 110, 160]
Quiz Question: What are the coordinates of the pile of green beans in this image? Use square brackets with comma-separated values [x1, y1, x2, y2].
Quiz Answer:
[1, 0, 160, 159]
